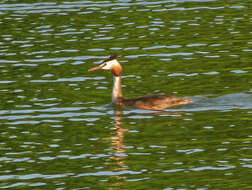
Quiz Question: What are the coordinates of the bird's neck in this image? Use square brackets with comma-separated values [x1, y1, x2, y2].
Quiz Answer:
[112, 75, 123, 102]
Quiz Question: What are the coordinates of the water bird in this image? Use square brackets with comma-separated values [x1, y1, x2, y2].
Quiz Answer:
[88, 55, 192, 110]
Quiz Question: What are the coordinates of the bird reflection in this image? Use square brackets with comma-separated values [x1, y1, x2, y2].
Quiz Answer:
[110, 109, 128, 172]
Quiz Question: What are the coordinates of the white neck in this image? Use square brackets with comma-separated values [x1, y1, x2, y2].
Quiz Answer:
[112, 76, 123, 102]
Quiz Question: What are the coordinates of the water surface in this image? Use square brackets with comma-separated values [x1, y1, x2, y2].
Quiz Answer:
[0, 0, 251, 189]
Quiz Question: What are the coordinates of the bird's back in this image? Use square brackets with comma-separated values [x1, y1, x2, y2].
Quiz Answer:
[120, 94, 192, 110]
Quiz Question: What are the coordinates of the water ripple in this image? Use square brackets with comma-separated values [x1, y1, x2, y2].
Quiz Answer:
[190, 165, 235, 171]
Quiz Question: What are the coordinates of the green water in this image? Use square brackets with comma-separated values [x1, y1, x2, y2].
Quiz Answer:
[0, 0, 252, 189]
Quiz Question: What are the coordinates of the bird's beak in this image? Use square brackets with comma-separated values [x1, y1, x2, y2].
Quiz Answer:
[88, 65, 102, 72]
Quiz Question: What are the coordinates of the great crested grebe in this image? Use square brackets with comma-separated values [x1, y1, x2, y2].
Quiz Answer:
[88, 55, 192, 110]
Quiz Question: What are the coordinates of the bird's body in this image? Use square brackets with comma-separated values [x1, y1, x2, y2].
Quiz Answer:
[89, 55, 192, 110]
[115, 94, 192, 110]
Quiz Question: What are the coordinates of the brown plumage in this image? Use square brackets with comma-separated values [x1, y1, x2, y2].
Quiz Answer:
[116, 95, 192, 110]
[88, 55, 192, 110]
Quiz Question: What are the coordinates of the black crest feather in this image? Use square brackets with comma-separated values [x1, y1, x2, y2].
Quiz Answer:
[104, 54, 117, 62]
[109, 54, 117, 60]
